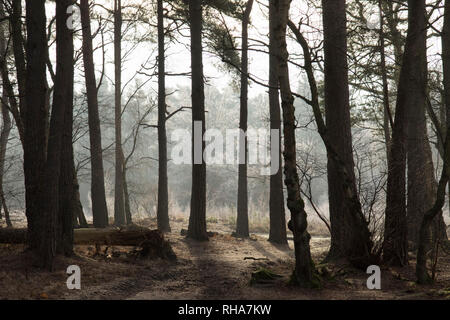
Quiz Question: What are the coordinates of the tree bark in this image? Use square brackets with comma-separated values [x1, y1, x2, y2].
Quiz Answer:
[123, 162, 132, 225]
[36, 0, 74, 269]
[24, 0, 49, 251]
[0, 89, 11, 228]
[114, 0, 126, 226]
[384, 0, 426, 266]
[236, 0, 254, 238]
[0, 11, 11, 228]
[80, 0, 109, 228]
[72, 163, 88, 228]
[11, 0, 26, 126]
[156, 0, 171, 232]
[275, 0, 314, 287]
[268, 0, 287, 245]
[187, 0, 208, 241]
[322, 0, 372, 264]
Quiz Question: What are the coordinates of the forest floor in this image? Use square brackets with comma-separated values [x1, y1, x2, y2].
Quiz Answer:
[1, 214, 450, 300]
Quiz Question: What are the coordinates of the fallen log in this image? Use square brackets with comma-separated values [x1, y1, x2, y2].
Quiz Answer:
[0, 226, 176, 260]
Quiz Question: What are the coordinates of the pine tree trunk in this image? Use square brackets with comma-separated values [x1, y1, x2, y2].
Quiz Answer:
[322, 0, 372, 264]
[24, 0, 49, 251]
[80, 0, 109, 228]
[384, 0, 426, 266]
[11, 0, 26, 127]
[72, 163, 88, 228]
[0, 89, 11, 228]
[123, 163, 132, 225]
[37, 0, 74, 269]
[114, 0, 126, 226]
[268, 0, 287, 245]
[236, 0, 254, 238]
[156, 0, 171, 232]
[187, 0, 208, 241]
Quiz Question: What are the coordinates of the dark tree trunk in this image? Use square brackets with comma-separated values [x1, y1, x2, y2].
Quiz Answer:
[236, 0, 254, 238]
[11, 0, 26, 126]
[322, 0, 372, 264]
[72, 163, 88, 228]
[24, 0, 49, 251]
[416, 2, 450, 277]
[123, 163, 132, 225]
[268, 0, 287, 245]
[0, 11, 11, 228]
[156, 0, 171, 232]
[187, 0, 208, 241]
[58, 20, 75, 256]
[37, 0, 74, 269]
[444, 0, 450, 232]
[80, 0, 109, 228]
[0, 89, 11, 228]
[407, 124, 447, 247]
[114, 0, 126, 226]
[384, 0, 426, 266]
[275, 0, 314, 287]
[379, 0, 393, 163]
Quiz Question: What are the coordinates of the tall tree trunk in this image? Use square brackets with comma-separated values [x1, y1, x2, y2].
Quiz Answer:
[322, 0, 372, 264]
[123, 162, 132, 225]
[444, 0, 450, 232]
[379, 0, 393, 162]
[114, 0, 126, 226]
[236, 0, 254, 238]
[11, 0, 26, 126]
[384, 0, 426, 266]
[417, 0, 450, 283]
[58, 18, 75, 256]
[268, 0, 287, 245]
[37, 0, 74, 269]
[0, 89, 11, 228]
[80, 0, 109, 228]
[187, 0, 208, 241]
[24, 0, 48, 251]
[156, 0, 171, 232]
[275, 0, 314, 287]
[0, 10, 11, 228]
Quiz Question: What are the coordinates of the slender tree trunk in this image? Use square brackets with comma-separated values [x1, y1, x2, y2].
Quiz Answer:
[156, 0, 171, 232]
[0, 11, 11, 228]
[187, 0, 208, 241]
[268, 0, 287, 245]
[24, 0, 48, 251]
[384, 0, 426, 266]
[72, 163, 88, 228]
[379, 0, 393, 162]
[444, 0, 450, 231]
[275, 0, 314, 287]
[0, 89, 11, 228]
[114, 0, 126, 226]
[80, 0, 109, 228]
[123, 162, 132, 225]
[11, 0, 26, 126]
[236, 0, 254, 238]
[58, 18, 75, 256]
